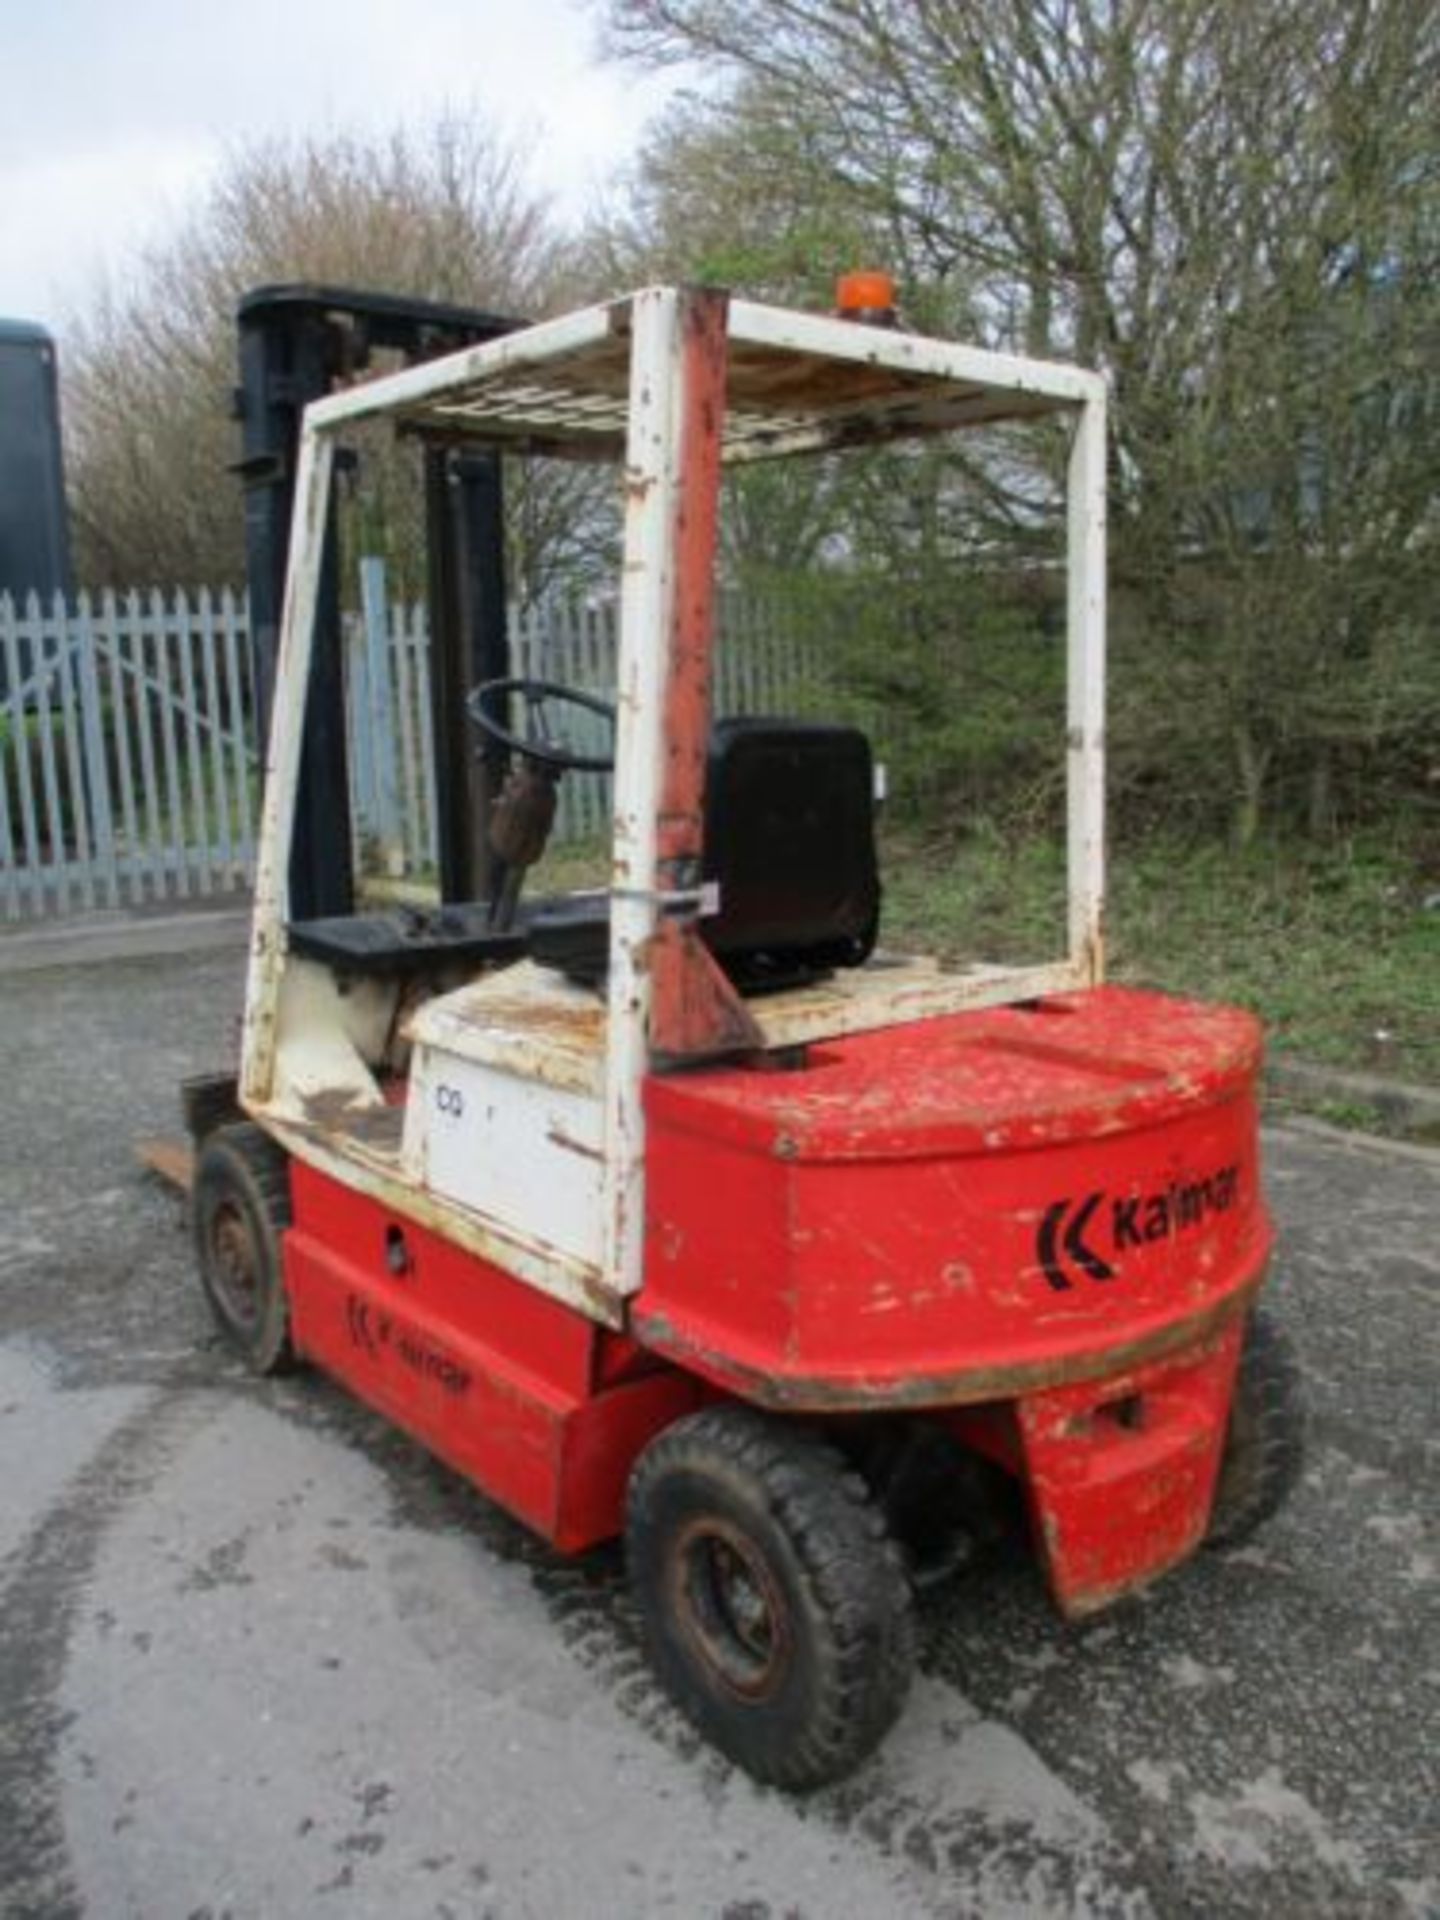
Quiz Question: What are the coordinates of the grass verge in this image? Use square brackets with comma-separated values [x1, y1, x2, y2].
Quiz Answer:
[880, 825, 1439, 1086]
[526, 824, 1438, 1093]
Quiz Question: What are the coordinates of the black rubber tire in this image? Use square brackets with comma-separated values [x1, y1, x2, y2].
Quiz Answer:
[626, 1406, 916, 1789]
[854, 1420, 1023, 1590]
[192, 1122, 296, 1375]
[1207, 1307, 1305, 1549]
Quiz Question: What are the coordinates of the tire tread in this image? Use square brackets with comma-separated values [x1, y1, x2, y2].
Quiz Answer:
[192, 1121, 296, 1375]
[627, 1406, 915, 1789]
[1208, 1307, 1304, 1548]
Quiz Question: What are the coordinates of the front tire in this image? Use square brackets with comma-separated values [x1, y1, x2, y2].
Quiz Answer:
[1207, 1307, 1304, 1548]
[192, 1122, 296, 1375]
[626, 1407, 915, 1789]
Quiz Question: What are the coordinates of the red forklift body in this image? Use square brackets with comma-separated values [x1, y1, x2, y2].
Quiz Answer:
[638, 982, 1269, 1613]
[284, 1161, 708, 1553]
[280, 983, 1268, 1612]
[638, 985, 1267, 1404]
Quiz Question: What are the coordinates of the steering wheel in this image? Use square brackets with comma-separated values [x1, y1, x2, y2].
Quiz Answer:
[466, 677, 616, 775]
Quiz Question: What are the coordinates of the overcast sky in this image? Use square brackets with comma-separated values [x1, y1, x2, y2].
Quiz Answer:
[0, 0, 674, 339]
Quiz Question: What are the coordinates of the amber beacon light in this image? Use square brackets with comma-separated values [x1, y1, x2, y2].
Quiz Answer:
[834, 270, 898, 325]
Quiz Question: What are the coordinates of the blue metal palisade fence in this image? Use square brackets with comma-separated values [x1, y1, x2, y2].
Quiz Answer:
[0, 573, 821, 920]
[0, 587, 256, 919]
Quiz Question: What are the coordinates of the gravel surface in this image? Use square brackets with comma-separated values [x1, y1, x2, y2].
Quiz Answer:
[1, 943, 1435, 1919]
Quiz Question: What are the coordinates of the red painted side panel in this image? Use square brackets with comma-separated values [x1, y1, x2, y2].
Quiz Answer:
[638, 987, 1272, 1407]
[284, 1163, 702, 1551]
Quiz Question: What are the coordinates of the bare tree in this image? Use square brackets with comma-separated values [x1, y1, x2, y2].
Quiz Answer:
[63, 117, 604, 599]
[599, 0, 1440, 837]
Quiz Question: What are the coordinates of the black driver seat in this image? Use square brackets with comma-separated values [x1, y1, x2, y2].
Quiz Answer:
[529, 718, 881, 991]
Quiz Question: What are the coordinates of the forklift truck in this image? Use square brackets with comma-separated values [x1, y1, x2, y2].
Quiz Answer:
[191, 281, 1302, 1788]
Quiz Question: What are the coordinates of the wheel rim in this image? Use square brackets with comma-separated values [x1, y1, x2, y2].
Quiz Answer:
[671, 1516, 791, 1701]
[208, 1198, 262, 1331]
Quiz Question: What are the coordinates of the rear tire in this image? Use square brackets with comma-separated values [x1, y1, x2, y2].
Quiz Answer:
[1207, 1307, 1304, 1548]
[626, 1406, 915, 1789]
[192, 1122, 296, 1376]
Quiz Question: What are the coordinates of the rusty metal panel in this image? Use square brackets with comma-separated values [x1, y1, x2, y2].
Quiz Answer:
[405, 1042, 604, 1270]
[134, 1137, 194, 1193]
[405, 960, 606, 1096]
[748, 956, 1089, 1052]
[301, 292, 1095, 464]
[726, 299, 1100, 409]
[262, 1108, 622, 1328]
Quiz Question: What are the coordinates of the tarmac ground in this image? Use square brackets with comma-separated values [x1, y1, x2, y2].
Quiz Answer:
[0, 937, 1436, 1918]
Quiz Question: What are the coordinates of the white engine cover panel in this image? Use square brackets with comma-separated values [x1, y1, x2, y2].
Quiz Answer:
[402, 1042, 604, 1269]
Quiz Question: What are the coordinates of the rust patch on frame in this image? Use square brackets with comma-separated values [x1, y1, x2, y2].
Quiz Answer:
[647, 287, 764, 1067]
[632, 1266, 1265, 1414]
[649, 919, 765, 1067]
[264, 1110, 625, 1328]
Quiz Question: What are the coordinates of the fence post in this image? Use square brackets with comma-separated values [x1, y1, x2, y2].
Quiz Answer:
[49, 591, 97, 910]
[347, 612, 376, 842]
[196, 588, 235, 885]
[0, 596, 17, 919]
[75, 591, 120, 907]
[2, 595, 40, 916]
[124, 587, 165, 902]
[96, 589, 140, 904]
[359, 557, 403, 875]
[149, 587, 188, 898]
[219, 587, 255, 872]
[411, 598, 438, 872]
[27, 592, 69, 913]
[174, 589, 213, 895]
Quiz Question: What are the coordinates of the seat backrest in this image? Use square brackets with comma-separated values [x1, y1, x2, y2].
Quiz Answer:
[528, 717, 880, 987]
[701, 718, 880, 976]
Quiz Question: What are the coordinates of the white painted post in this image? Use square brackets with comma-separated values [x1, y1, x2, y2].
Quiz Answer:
[0, 734, 14, 919]
[582, 595, 608, 843]
[412, 601, 439, 872]
[601, 287, 684, 1298]
[0, 628, 16, 918]
[1065, 378, 1108, 982]
[242, 426, 336, 1103]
